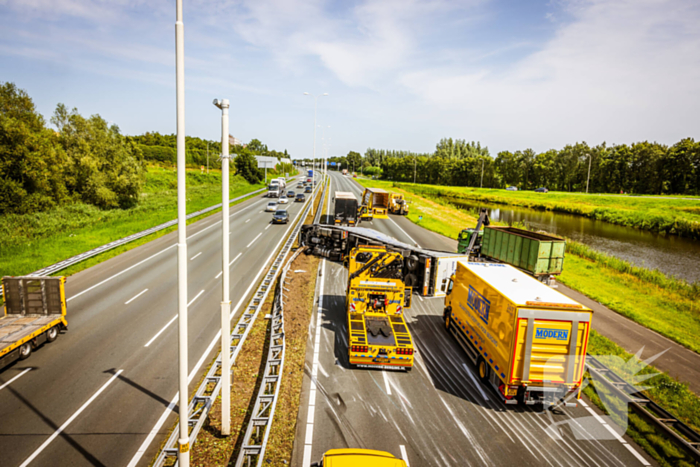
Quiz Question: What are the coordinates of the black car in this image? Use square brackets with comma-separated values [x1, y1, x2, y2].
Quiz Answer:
[534, 187, 549, 193]
[295, 193, 306, 202]
[304, 186, 312, 193]
[287, 190, 295, 198]
[272, 209, 289, 224]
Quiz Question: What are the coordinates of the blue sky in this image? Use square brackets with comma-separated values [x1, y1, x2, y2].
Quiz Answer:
[1, 0, 699, 159]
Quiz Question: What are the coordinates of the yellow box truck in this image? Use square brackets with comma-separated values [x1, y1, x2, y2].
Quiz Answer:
[442, 262, 592, 406]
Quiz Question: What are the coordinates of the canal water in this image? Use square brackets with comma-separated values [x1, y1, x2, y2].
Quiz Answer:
[447, 198, 700, 284]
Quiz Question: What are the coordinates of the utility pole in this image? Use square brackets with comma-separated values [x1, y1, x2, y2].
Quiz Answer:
[174, 0, 189, 464]
[586, 153, 592, 194]
[480, 158, 485, 188]
[213, 98, 231, 436]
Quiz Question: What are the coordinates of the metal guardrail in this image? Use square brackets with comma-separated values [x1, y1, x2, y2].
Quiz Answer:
[235, 246, 306, 467]
[153, 179, 321, 467]
[586, 355, 700, 463]
[0, 187, 269, 299]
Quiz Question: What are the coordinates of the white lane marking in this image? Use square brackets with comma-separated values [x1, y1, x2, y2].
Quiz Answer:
[128, 194, 313, 467]
[388, 217, 421, 248]
[462, 363, 489, 401]
[400, 445, 410, 467]
[214, 252, 243, 279]
[383, 370, 392, 395]
[302, 259, 326, 467]
[190, 252, 202, 260]
[124, 288, 148, 305]
[144, 289, 205, 347]
[579, 399, 588, 407]
[624, 444, 651, 466]
[0, 368, 32, 391]
[265, 224, 271, 230]
[67, 197, 268, 302]
[19, 370, 123, 467]
[585, 406, 606, 424]
[246, 219, 251, 223]
[418, 295, 424, 302]
[247, 232, 263, 248]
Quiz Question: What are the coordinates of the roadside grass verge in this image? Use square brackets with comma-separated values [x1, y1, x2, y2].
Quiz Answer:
[585, 331, 700, 467]
[0, 166, 267, 278]
[263, 251, 320, 465]
[371, 180, 700, 238]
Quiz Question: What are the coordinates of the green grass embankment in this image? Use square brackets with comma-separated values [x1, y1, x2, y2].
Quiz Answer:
[358, 177, 700, 466]
[0, 166, 273, 278]
[380, 181, 700, 239]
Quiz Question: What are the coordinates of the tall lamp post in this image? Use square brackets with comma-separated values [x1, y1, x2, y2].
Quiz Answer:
[212, 98, 231, 436]
[303, 92, 328, 205]
[174, 0, 189, 464]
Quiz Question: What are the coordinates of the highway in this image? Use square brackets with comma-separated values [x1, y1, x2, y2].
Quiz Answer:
[293, 171, 657, 467]
[0, 179, 309, 467]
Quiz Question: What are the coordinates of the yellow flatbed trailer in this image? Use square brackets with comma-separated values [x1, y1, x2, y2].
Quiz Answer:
[443, 262, 591, 406]
[1, 276, 67, 369]
[346, 246, 414, 370]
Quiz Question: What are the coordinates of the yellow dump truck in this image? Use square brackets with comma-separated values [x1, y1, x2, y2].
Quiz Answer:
[1, 276, 68, 369]
[346, 245, 414, 370]
[358, 188, 389, 221]
[443, 262, 592, 406]
[388, 193, 409, 215]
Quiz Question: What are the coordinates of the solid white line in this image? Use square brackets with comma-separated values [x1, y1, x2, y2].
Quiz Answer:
[124, 288, 148, 305]
[246, 219, 251, 223]
[144, 289, 205, 347]
[388, 217, 420, 248]
[247, 232, 263, 248]
[463, 363, 489, 401]
[0, 368, 32, 391]
[585, 406, 606, 424]
[383, 370, 392, 395]
[400, 445, 410, 467]
[190, 252, 202, 260]
[128, 193, 314, 467]
[579, 399, 588, 407]
[624, 443, 651, 465]
[19, 370, 123, 467]
[302, 259, 326, 467]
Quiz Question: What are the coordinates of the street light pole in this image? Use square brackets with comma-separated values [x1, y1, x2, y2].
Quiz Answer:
[303, 92, 328, 206]
[480, 158, 485, 188]
[213, 98, 231, 436]
[586, 153, 592, 194]
[174, 0, 189, 464]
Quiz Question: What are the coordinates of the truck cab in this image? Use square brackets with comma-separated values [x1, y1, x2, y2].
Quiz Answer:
[346, 246, 414, 370]
[388, 193, 409, 215]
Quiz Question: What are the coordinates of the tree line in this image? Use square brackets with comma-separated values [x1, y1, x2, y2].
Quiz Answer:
[1, 82, 145, 214]
[359, 137, 700, 195]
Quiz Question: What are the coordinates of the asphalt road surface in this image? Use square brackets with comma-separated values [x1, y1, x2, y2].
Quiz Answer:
[0, 177, 312, 467]
[293, 171, 658, 467]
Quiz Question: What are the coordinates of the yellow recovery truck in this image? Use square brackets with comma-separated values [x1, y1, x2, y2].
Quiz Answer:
[358, 188, 389, 221]
[346, 245, 414, 370]
[387, 193, 409, 215]
[443, 262, 592, 406]
[1, 276, 68, 369]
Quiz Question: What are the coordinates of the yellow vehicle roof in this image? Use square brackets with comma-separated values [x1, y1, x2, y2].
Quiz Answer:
[323, 449, 407, 467]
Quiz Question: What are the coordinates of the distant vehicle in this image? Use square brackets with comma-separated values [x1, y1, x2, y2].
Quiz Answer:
[266, 201, 277, 212]
[1, 276, 68, 369]
[297, 182, 304, 188]
[287, 190, 295, 198]
[312, 449, 407, 467]
[352, 173, 357, 178]
[278, 196, 289, 204]
[334, 191, 358, 226]
[535, 187, 549, 193]
[306, 177, 312, 183]
[295, 193, 305, 202]
[506, 186, 518, 191]
[305, 186, 313, 193]
[342, 169, 348, 176]
[272, 209, 289, 224]
[307, 169, 313, 178]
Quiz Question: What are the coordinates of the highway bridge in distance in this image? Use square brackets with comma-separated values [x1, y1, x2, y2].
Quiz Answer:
[0, 170, 664, 466]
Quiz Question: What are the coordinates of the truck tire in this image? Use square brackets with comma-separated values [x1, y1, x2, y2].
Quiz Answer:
[405, 255, 419, 271]
[46, 326, 59, 342]
[477, 357, 489, 383]
[444, 309, 451, 330]
[19, 343, 32, 360]
[404, 273, 417, 287]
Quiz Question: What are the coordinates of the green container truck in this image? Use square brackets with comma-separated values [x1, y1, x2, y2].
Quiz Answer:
[480, 226, 565, 277]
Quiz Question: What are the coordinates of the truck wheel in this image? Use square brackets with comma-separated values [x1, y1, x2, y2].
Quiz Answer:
[444, 310, 451, 330]
[46, 326, 59, 342]
[19, 343, 32, 360]
[405, 255, 419, 271]
[404, 273, 417, 287]
[477, 357, 489, 383]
